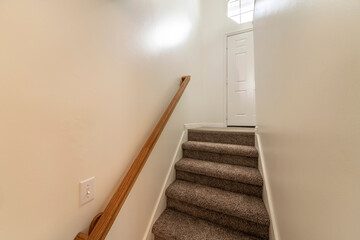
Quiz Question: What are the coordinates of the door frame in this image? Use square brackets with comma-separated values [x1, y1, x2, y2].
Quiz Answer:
[223, 27, 254, 127]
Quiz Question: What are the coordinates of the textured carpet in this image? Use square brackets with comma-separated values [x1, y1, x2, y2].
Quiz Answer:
[176, 158, 262, 185]
[166, 180, 269, 225]
[152, 129, 270, 239]
[167, 198, 269, 239]
[183, 149, 258, 168]
[153, 209, 260, 240]
[176, 171, 262, 198]
[188, 129, 255, 146]
[183, 141, 258, 158]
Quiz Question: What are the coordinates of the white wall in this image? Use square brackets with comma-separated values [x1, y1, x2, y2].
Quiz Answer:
[254, 0, 360, 239]
[0, 1, 205, 239]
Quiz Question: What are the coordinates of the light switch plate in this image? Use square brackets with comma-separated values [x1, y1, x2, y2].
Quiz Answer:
[80, 177, 95, 206]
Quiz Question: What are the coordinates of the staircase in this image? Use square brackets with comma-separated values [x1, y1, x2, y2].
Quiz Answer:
[152, 129, 270, 240]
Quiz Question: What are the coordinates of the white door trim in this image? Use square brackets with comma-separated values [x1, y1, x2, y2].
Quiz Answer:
[226, 28, 253, 37]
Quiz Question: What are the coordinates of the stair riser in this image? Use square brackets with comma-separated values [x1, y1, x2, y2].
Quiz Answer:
[154, 237, 166, 240]
[176, 171, 262, 197]
[189, 130, 255, 146]
[183, 150, 258, 168]
[167, 198, 269, 239]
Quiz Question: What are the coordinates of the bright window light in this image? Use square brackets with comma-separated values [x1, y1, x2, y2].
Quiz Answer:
[227, 0, 254, 24]
[147, 16, 192, 51]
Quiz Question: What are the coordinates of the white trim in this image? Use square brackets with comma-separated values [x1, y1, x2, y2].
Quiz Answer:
[184, 123, 204, 130]
[184, 122, 226, 130]
[223, 30, 228, 126]
[142, 130, 188, 240]
[255, 133, 280, 240]
[225, 27, 253, 37]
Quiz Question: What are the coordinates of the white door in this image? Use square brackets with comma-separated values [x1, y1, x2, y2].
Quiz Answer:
[227, 31, 255, 126]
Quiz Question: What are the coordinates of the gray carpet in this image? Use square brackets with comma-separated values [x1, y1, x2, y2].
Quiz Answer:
[152, 129, 270, 239]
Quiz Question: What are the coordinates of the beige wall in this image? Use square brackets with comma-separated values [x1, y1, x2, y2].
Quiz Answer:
[0, 1, 205, 239]
[0, 1, 257, 239]
[254, 0, 360, 239]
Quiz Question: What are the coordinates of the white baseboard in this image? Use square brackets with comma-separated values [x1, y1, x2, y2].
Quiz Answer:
[255, 133, 280, 240]
[184, 122, 226, 130]
[142, 130, 188, 240]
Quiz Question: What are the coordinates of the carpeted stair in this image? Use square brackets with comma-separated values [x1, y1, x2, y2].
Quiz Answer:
[152, 129, 270, 240]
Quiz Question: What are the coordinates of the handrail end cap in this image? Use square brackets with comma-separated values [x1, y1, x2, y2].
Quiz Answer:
[181, 75, 191, 82]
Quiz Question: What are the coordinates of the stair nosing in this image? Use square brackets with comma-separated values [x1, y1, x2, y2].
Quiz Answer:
[189, 128, 256, 134]
[166, 180, 270, 226]
[182, 141, 258, 158]
[153, 209, 260, 240]
[175, 158, 263, 186]
[167, 198, 270, 239]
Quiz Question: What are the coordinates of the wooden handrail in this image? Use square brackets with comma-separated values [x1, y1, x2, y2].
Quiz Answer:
[75, 76, 191, 240]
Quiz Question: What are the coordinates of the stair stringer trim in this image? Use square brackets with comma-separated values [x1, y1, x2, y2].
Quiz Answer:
[255, 132, 280, 240]
[184, 122, 226, 130]
[142, 130, 188, 240]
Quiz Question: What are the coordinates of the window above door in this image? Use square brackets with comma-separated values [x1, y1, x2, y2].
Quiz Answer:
[227, 0, 254, 24]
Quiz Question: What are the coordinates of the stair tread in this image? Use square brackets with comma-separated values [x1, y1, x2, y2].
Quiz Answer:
[183, 141, 258, 158]
[176, 158, 263, 186]
[188, 129, 255, 146]
[153, 209, 261, 240]
[166, 180, 270, 225]
[190, 128, 255, 134]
